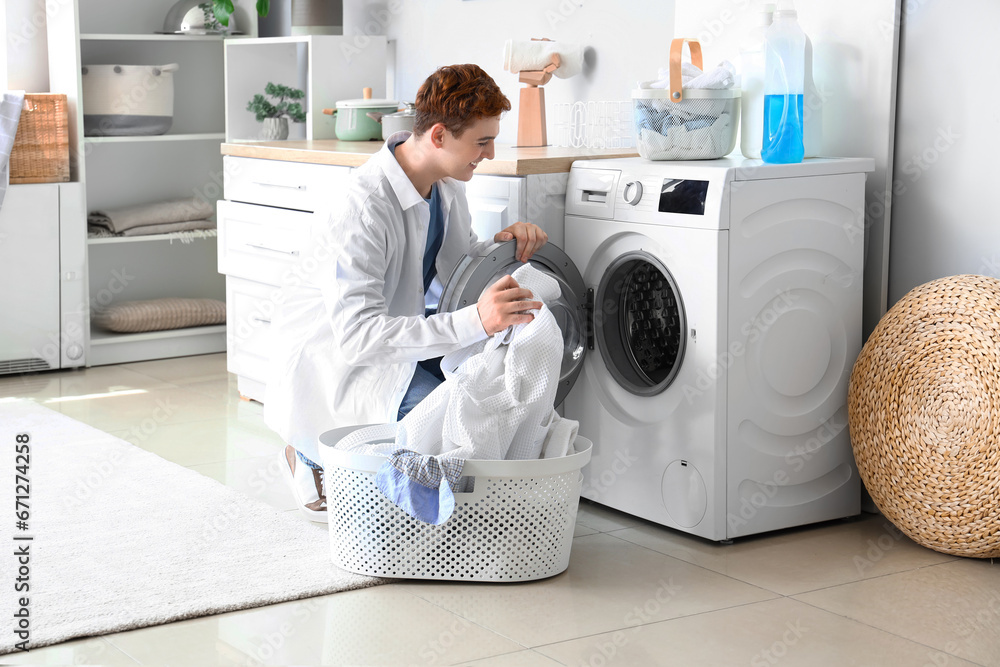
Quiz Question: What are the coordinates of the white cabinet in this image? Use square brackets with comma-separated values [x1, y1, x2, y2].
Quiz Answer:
[45, 0, 263, 366]
[218, 153, 570, 402]
[219, 155, 352, 400]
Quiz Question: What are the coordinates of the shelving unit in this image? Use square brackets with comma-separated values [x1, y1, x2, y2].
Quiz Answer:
[45, 0, 260, 366]
[224, 35, 388, 143]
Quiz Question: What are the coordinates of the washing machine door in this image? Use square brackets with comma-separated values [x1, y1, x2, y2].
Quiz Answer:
[439, 241, 587, 405]
[594, 250, 686, 397]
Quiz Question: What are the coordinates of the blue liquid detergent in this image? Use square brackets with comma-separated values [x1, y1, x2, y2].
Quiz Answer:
[761, 94, 804, 164]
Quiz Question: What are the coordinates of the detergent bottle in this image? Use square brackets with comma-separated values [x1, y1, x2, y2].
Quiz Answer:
[739, 2, 775, 159]
[761, 0, 806, 164]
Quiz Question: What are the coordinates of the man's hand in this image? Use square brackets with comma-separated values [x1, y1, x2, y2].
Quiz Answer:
[494, 221, 548, 263]
[476, 275, 542, 335]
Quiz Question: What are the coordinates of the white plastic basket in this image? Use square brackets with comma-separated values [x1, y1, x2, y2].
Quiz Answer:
[633, 37, 740, 160]
[319, 429, 592, 581]
[633, 88, 740, 160]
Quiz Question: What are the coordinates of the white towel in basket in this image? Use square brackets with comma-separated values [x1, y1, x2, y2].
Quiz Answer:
[340, 263, 571, 524]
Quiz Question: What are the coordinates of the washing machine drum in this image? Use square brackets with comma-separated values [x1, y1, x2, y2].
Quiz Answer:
[438, 241, 587, 406]
[595, 251, 686, 397]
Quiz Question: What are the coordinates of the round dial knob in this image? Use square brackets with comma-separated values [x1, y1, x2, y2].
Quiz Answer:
[623, 181, 643, 206]
[66, 344, 83, 360]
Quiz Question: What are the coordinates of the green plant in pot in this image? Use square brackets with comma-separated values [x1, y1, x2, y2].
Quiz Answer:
[247, 82, 307, 140]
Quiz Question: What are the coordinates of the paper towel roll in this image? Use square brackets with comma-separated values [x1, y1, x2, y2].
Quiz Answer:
[503, 39, 584, 79]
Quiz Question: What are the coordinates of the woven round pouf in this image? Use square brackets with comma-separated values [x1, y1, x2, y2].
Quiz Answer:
[849, 274, 1000, 558]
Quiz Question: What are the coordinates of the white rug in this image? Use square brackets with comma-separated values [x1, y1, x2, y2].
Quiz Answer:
[0, 400, 381, 654]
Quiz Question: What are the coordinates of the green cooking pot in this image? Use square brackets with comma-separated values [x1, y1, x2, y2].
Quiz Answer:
[332, 96, 399, 141]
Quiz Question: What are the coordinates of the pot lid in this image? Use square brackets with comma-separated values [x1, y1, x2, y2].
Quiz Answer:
[336, 98, 399, 109]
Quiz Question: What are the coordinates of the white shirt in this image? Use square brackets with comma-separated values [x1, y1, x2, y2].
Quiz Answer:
[263, 132, 490, 462]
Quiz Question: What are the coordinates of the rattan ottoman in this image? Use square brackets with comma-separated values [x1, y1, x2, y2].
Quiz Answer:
[848, 274, 1000, 558]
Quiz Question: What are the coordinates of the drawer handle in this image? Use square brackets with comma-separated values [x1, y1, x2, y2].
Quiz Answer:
[251, 316, 272, 325]
[253, 181, 306, 191]
[245, 242, 300, 256]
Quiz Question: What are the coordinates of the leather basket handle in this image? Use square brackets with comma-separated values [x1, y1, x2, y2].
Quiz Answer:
[669, 38, 704, 102]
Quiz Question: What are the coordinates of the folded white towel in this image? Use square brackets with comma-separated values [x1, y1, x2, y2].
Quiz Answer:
[540, 412, 580, 459]
[640, 60, 737, 91]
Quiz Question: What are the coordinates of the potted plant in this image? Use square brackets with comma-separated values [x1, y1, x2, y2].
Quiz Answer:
[247, 82, 307, 140]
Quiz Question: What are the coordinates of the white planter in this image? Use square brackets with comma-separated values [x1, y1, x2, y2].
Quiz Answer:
[260, 117, 289, 140]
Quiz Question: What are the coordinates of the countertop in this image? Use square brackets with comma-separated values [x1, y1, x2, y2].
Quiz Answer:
[220, 140, 639, 176]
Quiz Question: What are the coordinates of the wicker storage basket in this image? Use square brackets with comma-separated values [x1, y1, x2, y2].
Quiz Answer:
[10, 93, 70, 184]
[320, 426, 592, 581]
[848, 274, 1000, 558]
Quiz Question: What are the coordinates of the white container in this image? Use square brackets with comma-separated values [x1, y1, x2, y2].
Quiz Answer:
[81, 63, 179, 136]
[319, 428, 593, 581]
[761, 2, 806, 163]
[739, 3, 775, 159]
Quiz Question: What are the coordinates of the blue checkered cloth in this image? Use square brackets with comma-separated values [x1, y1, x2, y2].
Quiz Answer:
[375, 449, 465, 525]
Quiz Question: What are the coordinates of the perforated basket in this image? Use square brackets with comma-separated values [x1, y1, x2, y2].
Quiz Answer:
[633, 38, 740, 160]
[319, 430, 592, 581]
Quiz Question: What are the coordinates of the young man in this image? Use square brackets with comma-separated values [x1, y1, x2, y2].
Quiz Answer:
[264, 64, 549, 520]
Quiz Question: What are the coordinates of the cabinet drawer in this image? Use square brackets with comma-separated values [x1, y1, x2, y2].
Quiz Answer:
[218, 200, 312, 284]
[224, 156, 350, 212]
[227, 277, 282, 383]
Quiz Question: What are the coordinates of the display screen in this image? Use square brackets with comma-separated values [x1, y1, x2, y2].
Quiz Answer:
[658, 179, 709, 215]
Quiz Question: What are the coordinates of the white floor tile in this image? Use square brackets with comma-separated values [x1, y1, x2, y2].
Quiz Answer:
[795, 559, 1000, 666]
[401, 532, 776, 647]
[535, 597, 984, 667]
[0, 637, 139, 665]
[613, 513, 957, 595]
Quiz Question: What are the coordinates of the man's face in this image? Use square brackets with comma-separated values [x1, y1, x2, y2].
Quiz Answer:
[437, 116, 500, 181]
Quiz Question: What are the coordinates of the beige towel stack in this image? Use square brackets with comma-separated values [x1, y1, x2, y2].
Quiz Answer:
[88, 197, 216, 238]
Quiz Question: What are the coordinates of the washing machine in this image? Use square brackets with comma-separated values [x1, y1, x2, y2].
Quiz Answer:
[440, 155, 873, 542]
[562, 155, 874, 541]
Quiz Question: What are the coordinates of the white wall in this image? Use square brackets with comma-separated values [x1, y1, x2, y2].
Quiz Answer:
[675, 0, 900, 338]
[347, 0, 675, 146]
[4, 0, 49, 92]
[888, 1, 1000, 301]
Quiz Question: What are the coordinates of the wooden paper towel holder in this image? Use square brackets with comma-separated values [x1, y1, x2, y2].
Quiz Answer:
[516, 41, 561, 148]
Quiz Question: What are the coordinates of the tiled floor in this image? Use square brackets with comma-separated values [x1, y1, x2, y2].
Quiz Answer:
[2, 353, 998, 666]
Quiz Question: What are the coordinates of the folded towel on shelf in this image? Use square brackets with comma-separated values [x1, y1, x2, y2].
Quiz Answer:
[88, 197, 215, 233]
[88, 218, 216, 239]
[0, 91, 26, 211]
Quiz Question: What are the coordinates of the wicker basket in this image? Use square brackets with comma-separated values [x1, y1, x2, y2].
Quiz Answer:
[10, 93, 70, 184]
[848, 274, 1000, 558]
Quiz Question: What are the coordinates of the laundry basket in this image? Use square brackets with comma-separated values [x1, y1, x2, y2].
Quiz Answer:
[633, 38, 740, 160]
[319, 427, 593, 581]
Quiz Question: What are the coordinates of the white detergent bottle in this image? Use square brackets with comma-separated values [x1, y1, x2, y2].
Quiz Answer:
[803, 31, 823, 157]
[761, 0, 806, 164]
[739, 3, 775, 159]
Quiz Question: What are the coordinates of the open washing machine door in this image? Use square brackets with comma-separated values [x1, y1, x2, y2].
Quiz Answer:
[439, 241, 587, 405]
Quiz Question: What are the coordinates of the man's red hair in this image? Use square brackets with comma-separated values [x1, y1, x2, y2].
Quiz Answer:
[413, 64, 511, 138]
